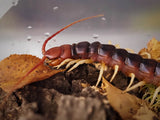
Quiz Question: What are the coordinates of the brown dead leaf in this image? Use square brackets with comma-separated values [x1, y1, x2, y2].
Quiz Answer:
[101, 78, 158, 120]
[133, 105, 159, 120]
[139, 38, 160, 61]
[0, 54, 63, 93]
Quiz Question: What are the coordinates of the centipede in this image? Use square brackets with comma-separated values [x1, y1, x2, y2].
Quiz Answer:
[9, 14, 160, 106]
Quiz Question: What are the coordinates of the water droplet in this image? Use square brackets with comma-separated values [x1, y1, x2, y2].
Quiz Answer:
[27, 36, 32, 41]
[92, 34, 99, 39]
[101, 17, 106, 21]
[27, 26, 32, 29]
[37, 40, 41, 43]
[44, 32, 50, 37]
[53, 6, 59, 11]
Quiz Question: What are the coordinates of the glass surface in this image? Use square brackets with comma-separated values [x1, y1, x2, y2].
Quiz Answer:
[0, 0, 160, 60]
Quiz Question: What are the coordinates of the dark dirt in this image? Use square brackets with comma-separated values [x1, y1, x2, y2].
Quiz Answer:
[0, 64, 154, 120]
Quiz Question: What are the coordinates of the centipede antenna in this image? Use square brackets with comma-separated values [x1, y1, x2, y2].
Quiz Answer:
[68, 59, 93, 72]
[42, 14, 104, 55]
[96, 62, 106, 86]
[110, 65, 119, 82]
[150, 86, 160, 105]
[125, 73, 135, 90]
[123, 81, 146, 93]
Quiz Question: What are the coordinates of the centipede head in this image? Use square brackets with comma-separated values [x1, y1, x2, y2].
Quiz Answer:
[43, 47, 63, 67]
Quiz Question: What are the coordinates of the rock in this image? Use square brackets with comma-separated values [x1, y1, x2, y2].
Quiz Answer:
[56, 95, 106, 120]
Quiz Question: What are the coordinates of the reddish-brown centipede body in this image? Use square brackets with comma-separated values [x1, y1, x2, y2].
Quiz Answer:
[13, 14, 160, 105]
[44, 41, 160, 87]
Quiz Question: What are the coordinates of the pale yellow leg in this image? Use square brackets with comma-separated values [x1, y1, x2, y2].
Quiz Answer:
[110, 65, 119, 82]
[96, 62, 107, 86]
[66, 59, 81, 69]
[150, 86, 160, 105]
[125, 73, 135, 91]
[123, 81, 146, 93]
[101, 77, 108, 89]
[125, 48, 135, 53]
[93, 63, 108, 71]
[108, 40, 112, 44]
[139, 52, 151, 59]
[115, 44, 120, 48]
[55, 58, 73, 69]
[67, 59, 93, 72]
[107, 41, 120, 48]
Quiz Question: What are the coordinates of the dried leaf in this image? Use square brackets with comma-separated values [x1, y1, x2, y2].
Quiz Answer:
[101, 78, 158, 120]
[139, 38, 160, 61]
[0, 54, 63, 93]
[133, 105, 159, 120]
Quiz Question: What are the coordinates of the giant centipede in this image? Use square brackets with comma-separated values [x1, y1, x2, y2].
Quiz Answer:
[10, 14, 160, 105]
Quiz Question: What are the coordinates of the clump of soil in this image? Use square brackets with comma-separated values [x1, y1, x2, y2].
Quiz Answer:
[0, 64, 152, 120]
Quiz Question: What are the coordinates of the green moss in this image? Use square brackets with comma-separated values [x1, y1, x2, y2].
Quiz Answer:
[141, 84, 160, 112]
